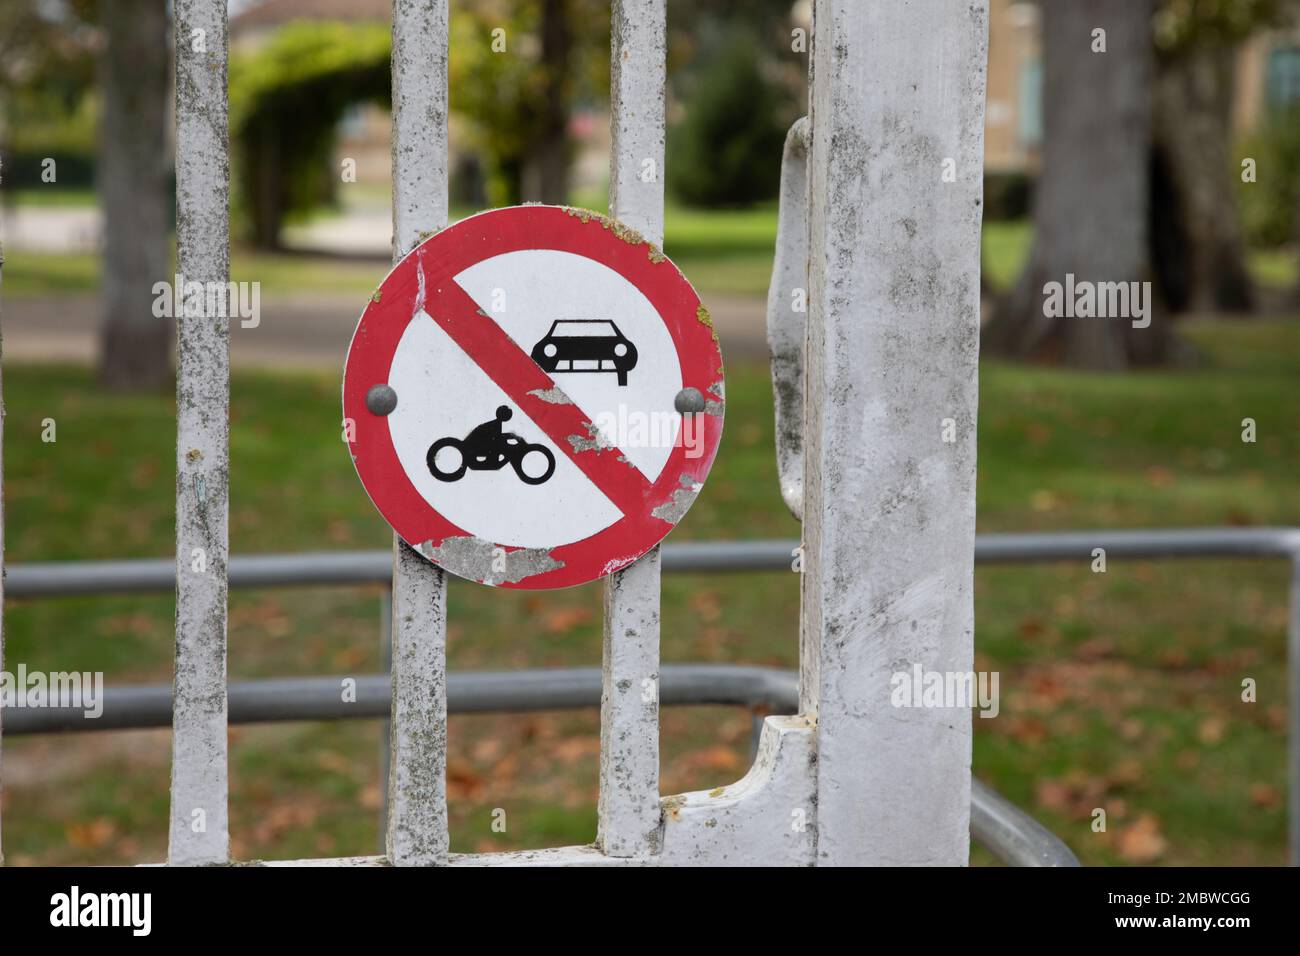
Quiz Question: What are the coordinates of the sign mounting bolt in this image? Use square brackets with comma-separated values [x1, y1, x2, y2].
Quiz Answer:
[674, 387, 705, 414]
[366, 384, 398, 416]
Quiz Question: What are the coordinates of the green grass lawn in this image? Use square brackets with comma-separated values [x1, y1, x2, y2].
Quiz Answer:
[1, 319, 1297, 864]
[4, 188, 99, 209]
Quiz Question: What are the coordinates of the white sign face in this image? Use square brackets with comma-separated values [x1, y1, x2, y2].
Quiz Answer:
[343, 205, 725, 589]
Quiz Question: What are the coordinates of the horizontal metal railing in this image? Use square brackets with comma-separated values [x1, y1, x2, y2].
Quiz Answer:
[5, 526, 1298, 865]
[8, 528, 1300, 597]
[0, 664, 796, 734]
[0, 661, 1079, 867]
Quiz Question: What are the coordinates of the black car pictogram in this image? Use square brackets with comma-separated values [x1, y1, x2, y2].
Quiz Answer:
[531, 319, 637, 387]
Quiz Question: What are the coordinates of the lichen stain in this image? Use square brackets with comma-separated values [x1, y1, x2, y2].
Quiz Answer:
[561, 205, 669, 262]
[695, 304, 720, 346]
[661, 795, 686, 821]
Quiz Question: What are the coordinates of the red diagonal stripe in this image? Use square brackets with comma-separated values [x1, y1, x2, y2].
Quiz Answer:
[418, 255, 654, 519]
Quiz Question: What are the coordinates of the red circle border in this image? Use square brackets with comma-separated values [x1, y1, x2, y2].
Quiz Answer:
[342, 205, 725, 590]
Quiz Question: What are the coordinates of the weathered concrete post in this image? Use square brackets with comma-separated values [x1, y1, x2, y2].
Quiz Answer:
[802, 0, 989, 865]
[170, 0, 231, 866]
[386, 0, 452, 867]
[597, 0, 667, 858]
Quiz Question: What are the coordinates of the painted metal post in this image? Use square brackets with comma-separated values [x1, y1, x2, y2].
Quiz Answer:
[597, 0, 667, 858]
[802, 0, 988, 865]
[169, 0, 231, 866]
[386, 0, 450, 867]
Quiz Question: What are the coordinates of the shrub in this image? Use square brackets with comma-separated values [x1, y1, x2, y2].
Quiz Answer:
[1237, 107, 1300, 248]
[668, 32, 790, 208]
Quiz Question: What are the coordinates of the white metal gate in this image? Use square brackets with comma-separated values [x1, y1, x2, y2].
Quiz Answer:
[3, 0, 991, 867]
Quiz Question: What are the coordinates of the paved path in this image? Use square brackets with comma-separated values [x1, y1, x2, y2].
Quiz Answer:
[4, 202, 776, 368]
[0, 206, 102, 253]
[2, 292, 772, 371]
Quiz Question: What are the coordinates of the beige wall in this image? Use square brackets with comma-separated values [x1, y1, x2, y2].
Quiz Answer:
[985, 0, 1040, 173]
[1235, 27, 1300, 134]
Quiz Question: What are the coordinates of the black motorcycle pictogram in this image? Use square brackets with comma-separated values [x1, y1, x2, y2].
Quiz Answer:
[426, 405, 556, 485]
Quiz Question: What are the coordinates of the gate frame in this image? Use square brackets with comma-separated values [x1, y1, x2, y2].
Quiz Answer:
[1, 0, 992, 867]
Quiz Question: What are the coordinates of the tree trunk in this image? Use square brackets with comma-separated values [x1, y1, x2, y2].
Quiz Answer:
[98, 0, 172, 390]
[252, 118, 285, 250]
[1153, 43, 1254, 314]
[529, 0, 572, 204]
[986, 0, 1171, 369]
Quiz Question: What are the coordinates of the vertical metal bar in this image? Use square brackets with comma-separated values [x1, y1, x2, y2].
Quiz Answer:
[169, 0, 230, 866]
[386, 539, 448, 864]
[386, 0, 450, 867]
[378, 590, 392, 851]
[597, 0, 667, 859]
[767, 117, 810, 522]
[1289, 552, 1300, 866]
[802, 0, 988, 865]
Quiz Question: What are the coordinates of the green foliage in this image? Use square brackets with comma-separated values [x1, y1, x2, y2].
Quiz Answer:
[983, 171, 1034, 221]
[1237, 107, 1300, 248]
[668, 31, 791, 207]
[1155, 0, 1294, 54]
[448, 0, 610, 206]
[227, 4, 610, 239]
[449, 5, 551, 206]
[228, 21, 392, 245]
[0, 1, 98, 192]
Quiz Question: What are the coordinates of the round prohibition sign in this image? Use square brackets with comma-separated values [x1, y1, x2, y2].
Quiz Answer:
[342, 205, 725, 590]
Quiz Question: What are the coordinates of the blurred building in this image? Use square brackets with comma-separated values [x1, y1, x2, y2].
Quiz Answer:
[1235, 24, 1300, 132]
[985, 0, 1043, 173]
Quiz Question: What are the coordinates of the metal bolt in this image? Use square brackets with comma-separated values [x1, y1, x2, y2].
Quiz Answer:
[366, 384, 398, 416]
[674, 387, 706, 415]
